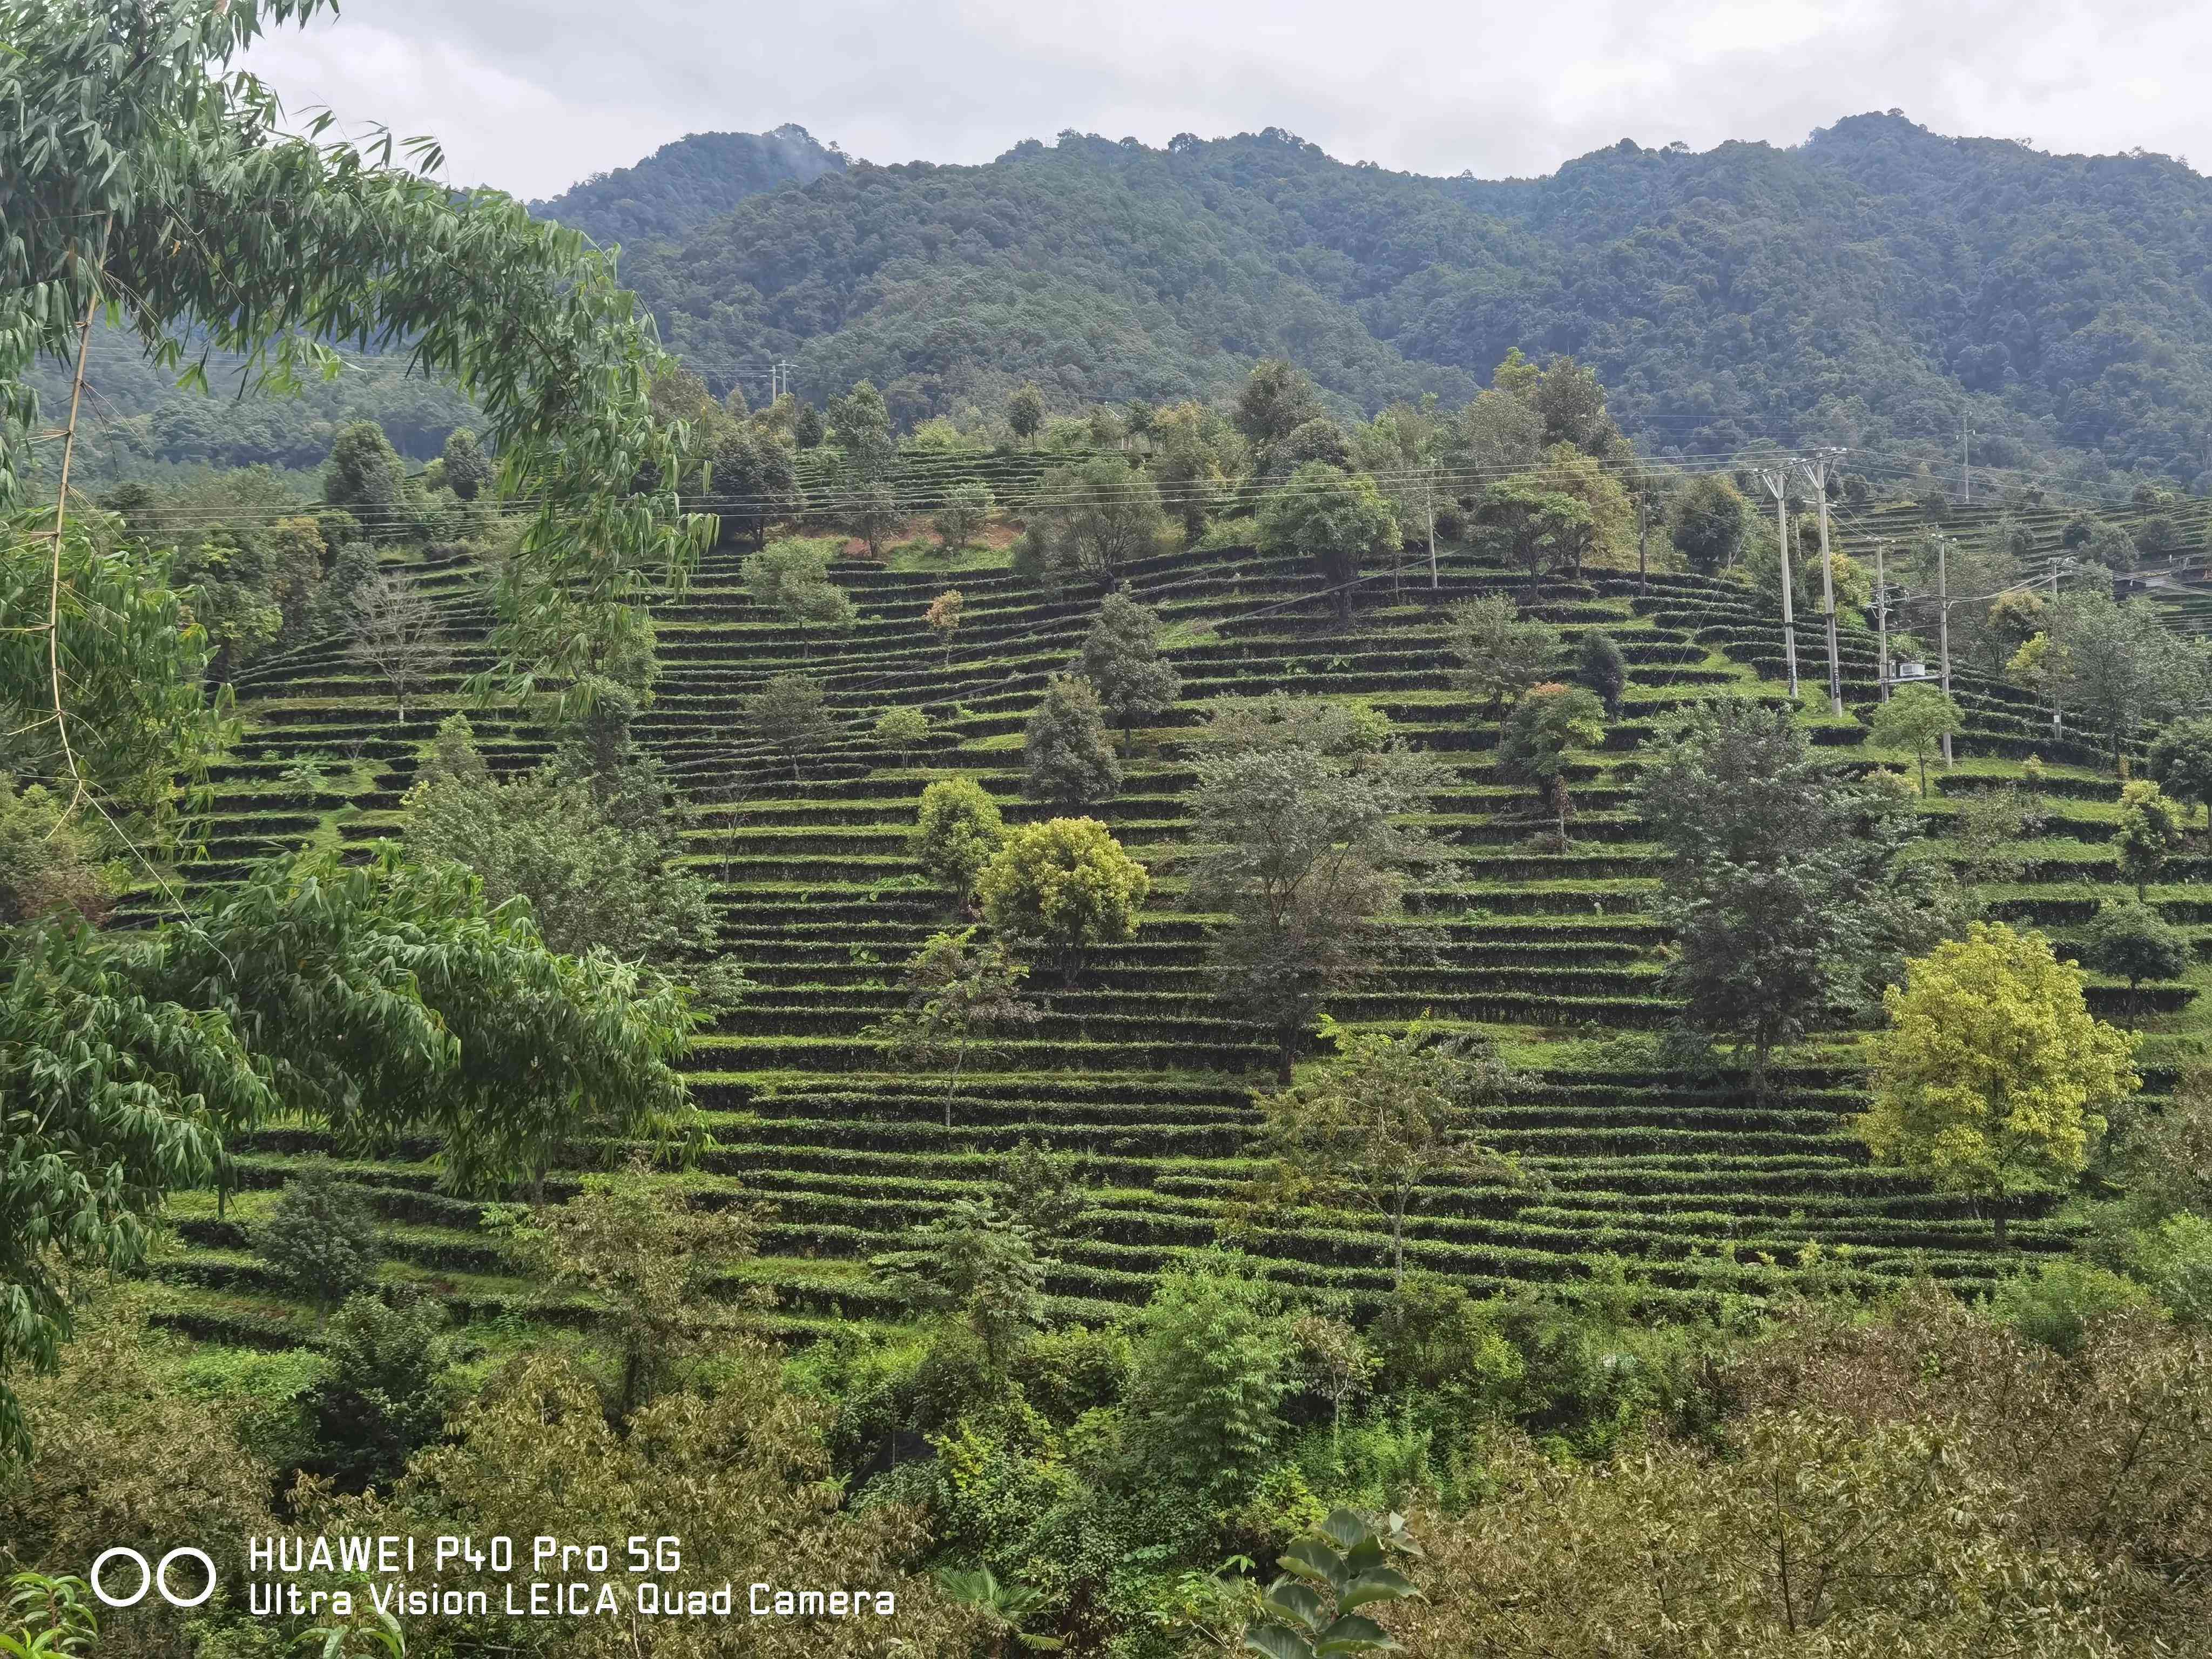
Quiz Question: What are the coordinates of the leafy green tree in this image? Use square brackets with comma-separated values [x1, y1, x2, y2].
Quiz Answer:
[1235, 359, 1326, 472]
[150, 847, 703, 1198]
[706, 421, 801, 548]
[1256, 462, 1399, 621]
[1280, 416, 1352, 469]
[874, 704, 932, 765]
[1188, 697, 1448, 1080]
[302, 1288, 461, 1493]
[911, 776, 1008, 902]
[1445, 594, 1561, 720]
[2113, 779, 2183, 899]
[0, 0, 720, 701]
[1478, 479, 1593, 601]
[1149, 400, 1245, 537]
[977, 817, 1149, 983]
[440, 426, 491, 501]
[1, 522, 237, 834]
[871, 1197, 1048, 1372]
[1026, 455, 1167, 589]
[1637, 700, 1947, 1086]
[322, 421, 413, 538]
[933, 479, 994, 549]
[1244, 1508, 1424, 1659]
[1253, 1018, 1518, 1285]
[2149, 714, 2212, 825]
[2051, 590, 2204, 769]
[1575, 629, 1628, 718]
[2078, 899, 2190, 1024]
[1022, 673, 1123, 807]
[1859, 921, 2137, 1244]
[1121, 1256, 1291, 1491]
[256, 1169, 380, 1313]
[1077, 591, 1181, 755]
[747, 671, 837, 780]
[0, 919, 269, 1456]
[793, 399, 826, 448]
[1498, 682, 1607, 840]
[1007, 383, 1044, 445]
[348, 568, 452, 724]
[1669, 474, 1750, 572]
[402, 713, 730, 990]
[1867, 682, 1964, 794]
[741, 536, 857, 655]
[498, 1156, 766, 1420]
[865, 928, 1042, 1118]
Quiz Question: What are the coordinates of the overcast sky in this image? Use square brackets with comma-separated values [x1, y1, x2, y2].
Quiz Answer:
[240, 0, 2209, 199]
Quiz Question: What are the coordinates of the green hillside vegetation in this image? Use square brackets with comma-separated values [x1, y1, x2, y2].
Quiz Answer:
[11, 10, 2212, 1653]
[525, 123, 847, 249]
[622, 116, 2212, 490]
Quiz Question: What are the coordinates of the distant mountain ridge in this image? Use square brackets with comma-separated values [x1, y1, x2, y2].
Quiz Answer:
[527, 123, 846, 251]
[601, 113, 2212, 490]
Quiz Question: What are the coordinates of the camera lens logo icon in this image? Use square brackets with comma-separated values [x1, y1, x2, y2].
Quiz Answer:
[89, 1548, 218, 1609]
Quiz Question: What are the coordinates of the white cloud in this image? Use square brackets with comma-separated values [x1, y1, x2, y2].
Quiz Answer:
[238, 0, 2212, 197]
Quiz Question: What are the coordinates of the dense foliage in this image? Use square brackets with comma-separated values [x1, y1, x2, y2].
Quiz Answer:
[605, 119, 2212, 488]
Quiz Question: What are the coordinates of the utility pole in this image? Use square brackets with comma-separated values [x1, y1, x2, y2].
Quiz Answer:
[1961, 413, 1972, 505]
[1425, 464, 1438, 591]
[1937, 534, 1954, 768]
[1635, 482, 1650, 596]
[1794, 449, 1844, 716]
[1757, 464, 1799, 697]
[1874, 541, 1891, 703]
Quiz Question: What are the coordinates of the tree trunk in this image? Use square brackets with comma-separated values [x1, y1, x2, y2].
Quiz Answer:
[1390, 1201, 1408, 1287]
[1277, 1028, 1297, 1086]
[1991, 1205, 2009, 1250]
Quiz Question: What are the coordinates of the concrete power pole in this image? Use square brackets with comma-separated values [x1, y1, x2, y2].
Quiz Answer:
[1937, 535, 1954, 768]
[1874, 541, 1891, 703]
[1426, 464, 1438, 591]
[1757, 464, 1799, 697]
[1794, 449, 1845, 716]
[1635, 482, 1650, 596]
[1962, 413, 1972, 505]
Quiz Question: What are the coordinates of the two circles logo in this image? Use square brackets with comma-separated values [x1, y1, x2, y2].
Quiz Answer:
[89, 1548, 217, 1609]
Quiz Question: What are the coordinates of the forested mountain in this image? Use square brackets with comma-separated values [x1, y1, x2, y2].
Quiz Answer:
[526, 123, 846, 249]
[625, 113, 2212, 490]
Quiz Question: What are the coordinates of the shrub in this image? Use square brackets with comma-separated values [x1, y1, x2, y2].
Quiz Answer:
[1990, 1258, 2150, 1356]
[257, 1171, 380, 1312]
[1120, 1256, 1291, 1493]
[301, 1289, 462, 1493]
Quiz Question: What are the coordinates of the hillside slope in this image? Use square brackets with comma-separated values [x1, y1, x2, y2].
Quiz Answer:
[132, 535, 2207, 1351]
[527, 123, 847, 251]
[625, 114, 2212, 487]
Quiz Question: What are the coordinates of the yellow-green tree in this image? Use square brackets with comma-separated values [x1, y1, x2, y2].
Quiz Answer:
[977, 816, 1148, 984]
[1858, 922, 2137, 1243]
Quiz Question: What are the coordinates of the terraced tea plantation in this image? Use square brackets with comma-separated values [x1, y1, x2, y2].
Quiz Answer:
[141, 531, 2211, 1352]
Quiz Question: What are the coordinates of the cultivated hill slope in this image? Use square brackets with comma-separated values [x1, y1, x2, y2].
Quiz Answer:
[623, 113, 2212, 487]
[132, 535, 2209, 1352]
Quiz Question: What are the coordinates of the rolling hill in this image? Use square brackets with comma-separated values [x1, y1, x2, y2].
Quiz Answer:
[133, 511, 2208, 1351]
[616, 114, 2212, 489]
